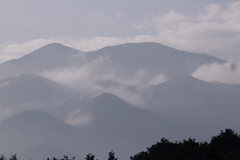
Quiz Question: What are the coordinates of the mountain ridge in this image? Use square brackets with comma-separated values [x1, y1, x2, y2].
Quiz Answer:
[0, 42, 228, 80]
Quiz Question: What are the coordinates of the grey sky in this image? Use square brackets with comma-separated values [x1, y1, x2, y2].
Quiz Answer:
[1, 0, 239, 62]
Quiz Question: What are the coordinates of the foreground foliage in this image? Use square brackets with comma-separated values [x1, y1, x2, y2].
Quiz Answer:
[130, 129, 240, 160]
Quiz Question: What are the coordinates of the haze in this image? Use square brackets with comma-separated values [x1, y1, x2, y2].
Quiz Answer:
[0, 1, 240, 160]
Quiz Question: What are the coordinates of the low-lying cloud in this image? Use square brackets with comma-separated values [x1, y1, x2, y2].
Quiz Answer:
[66, 109, 93, 127]
[40, 56, 166, 107]
[192, 61, 240, 84]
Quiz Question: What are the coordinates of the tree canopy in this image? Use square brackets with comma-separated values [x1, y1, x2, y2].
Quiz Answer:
[130, 129, 240, 160]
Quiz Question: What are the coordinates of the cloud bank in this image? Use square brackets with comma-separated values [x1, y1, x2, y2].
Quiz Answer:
[135, 1, 240, 61]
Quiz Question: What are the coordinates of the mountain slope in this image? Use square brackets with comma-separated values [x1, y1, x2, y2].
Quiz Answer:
[0, 73, 75, 106]
[148, 75, 240, 109]
[0, 43, 84, 79]
[74, 93, 193, 149]
[145, 75, 240, 139]
[0, 110, 82, 160]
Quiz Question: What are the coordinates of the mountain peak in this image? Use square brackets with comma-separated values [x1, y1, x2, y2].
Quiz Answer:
[93, 93, 125, 104]
[30, 43, 81, 56]
[169, 75, 199, 82]
[96, 42, 180, 54]
[152, 75, 208, 92]
[42, 43, 66, 47]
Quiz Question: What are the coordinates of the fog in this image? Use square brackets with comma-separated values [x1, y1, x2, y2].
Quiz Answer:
[1, 0, 240, 159]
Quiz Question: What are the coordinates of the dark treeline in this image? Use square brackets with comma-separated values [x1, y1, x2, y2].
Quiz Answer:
[131, 129, 240, 160]
[0, 150, 117, 160]
[1, 129, 240, 160]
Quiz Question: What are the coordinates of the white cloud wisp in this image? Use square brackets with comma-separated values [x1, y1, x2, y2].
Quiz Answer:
[40, 56, 166, 107]
[192, 61, 240, 84]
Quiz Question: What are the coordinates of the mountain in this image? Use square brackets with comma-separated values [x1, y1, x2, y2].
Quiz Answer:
[0, 73, 75, 106]
[63, 93, 194, 159]
[0, 43, 84, 79]
[0, 42, 234, 159]
[86, 42, 227, 78]
[144, 75, 240, 140]
[80, 93, 188, 134]
[0, 42, 227, 80]
[0, 73, 78, 122]
[49, 92, 193, 140]
[148, 75, 240, 107]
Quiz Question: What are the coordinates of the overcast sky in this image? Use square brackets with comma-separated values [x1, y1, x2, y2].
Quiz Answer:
[1, 0, 240, 63]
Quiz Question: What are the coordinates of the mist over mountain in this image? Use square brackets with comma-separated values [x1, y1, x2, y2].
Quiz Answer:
[0, 42, 238, 159]
[0, 73, 77, 121]
[0, 42, 228, 105]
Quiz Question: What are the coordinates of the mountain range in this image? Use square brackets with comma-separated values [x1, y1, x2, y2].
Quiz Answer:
[0, 42, 238, 160]
[0, 42, 226, 80]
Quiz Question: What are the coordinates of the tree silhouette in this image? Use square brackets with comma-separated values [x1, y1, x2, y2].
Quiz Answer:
[206, 129, 240, 160]
[60, 155, 75, 160]
[130, 129, 240, 160]
[108, 150, 117, 160]
[0, 154, 6, 160]
[85, 153, 96, 160]
[9, 154, 17, 160]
